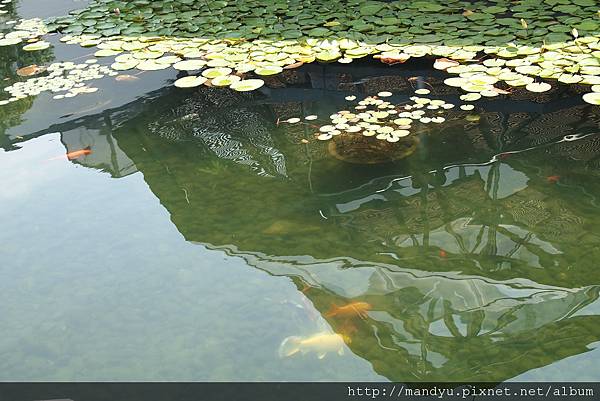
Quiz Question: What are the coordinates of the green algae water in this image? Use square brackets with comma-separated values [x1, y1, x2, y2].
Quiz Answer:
[2, 0, 600, 383]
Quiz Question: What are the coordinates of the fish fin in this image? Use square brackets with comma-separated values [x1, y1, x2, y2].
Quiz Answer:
[278, 336, 302, 358]
[317, 352, 327, 359]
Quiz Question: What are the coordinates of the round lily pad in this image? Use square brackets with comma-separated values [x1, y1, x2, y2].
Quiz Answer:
[254, 65, 283, 76]
[173, 59, 206, 70]
[230, 78, 265, 92]
[174, 75, 207, 88]
[526, 82, 552, 92]
[211, 75, 241, 87]
[202, 67, 233, 78]
[23, 41, 50, 51]
[582, 92, 600, 105]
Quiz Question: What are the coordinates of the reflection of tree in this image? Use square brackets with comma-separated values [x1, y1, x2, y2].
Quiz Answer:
[0, 1, 55, 148]
[22, 69, 600, 382]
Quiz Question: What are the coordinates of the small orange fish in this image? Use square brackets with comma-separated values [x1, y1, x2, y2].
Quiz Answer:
[326, 301, 371, 319]
[66, 148, 92, 160]
[547, 175, 560, 183]
[49, 148, 92, 161]
[439, 249, 447, 258]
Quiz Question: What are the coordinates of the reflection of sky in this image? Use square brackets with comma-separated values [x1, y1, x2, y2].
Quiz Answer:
[0, 135, 381, 381]
[16, 0, 89, 19]
[510, 341, 600, 382]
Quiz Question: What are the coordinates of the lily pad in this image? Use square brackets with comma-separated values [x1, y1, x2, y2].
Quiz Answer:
[525, 82, 552, 92]
[23, 41, 50, 51]
[582, 92, 600, 105]
[211, 75, 242, 87]
[136, 60, 170, 71]
[173, 59, 206, 70]
[254, 65, 283, 75]
[174, 76, 207, 88]
[202, 67, 233, 78]
[230, 78, 265, 92]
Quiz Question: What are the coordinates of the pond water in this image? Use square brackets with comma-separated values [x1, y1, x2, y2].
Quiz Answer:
[1, 0, 600, 382]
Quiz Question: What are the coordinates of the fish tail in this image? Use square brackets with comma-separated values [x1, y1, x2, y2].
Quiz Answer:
[278, 336, 302, 358]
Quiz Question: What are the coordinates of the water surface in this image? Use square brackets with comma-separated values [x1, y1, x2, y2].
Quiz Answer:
[1, 0, 600, 382]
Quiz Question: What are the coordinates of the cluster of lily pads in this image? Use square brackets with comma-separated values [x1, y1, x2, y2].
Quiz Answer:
[0, 0, 13, 17]
[0, 17, 48, 47]
[432, 39, 600, 104]
[60, 35, 269, 91]
[282, 89, 472, 143]
[46, 0, 598, 45]
[2, 0, 600, 105]
[2, 61, 114, 103]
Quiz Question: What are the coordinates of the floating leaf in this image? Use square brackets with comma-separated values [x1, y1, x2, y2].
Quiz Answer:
[136, 60, 170, 71]
[525, 82, 552, 92]
[23, 41, 50, 51]
[0, 37, 22, 46]
[230, 78, 264, 92]
[211, 75, 241, 87]
[111, 60, 138, 70]
[174, 75, 207, 88]
[202, 67, 233, 78]
[460, 93, 481, 101]
[94, 49, 120, 57]
[582, 92, 600, 105]
[254, 65, 283, 75]
[173, 59, 206, 70]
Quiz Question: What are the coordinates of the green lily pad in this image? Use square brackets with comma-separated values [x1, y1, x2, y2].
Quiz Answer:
[174, 75, 207, 88]
[202, 67, 233, 78]
[230, 78, 265, 92]
[582, 92, 600, 104]
[111, 60, 139, 70]
[211, 75, 242, 87]
[173, 59, 206, 70]
[0, 38, 22, 46]
[254, 65, 283, 75]
[526, 82, 552, 92]
[136, 60, 170, 71]
[23, 41, 51, 51]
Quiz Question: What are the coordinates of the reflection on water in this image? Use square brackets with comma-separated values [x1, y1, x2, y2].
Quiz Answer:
[2, 26, 600, 380]
[6, 68, 597, 382]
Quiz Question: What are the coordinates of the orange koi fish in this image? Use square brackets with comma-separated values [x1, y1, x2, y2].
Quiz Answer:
[66, 148, 92, 160]
[547, 175, 560, 183]
[49, 148, 92, 161]
[326, 301, 372, 319]
[439, 249, 447, 258]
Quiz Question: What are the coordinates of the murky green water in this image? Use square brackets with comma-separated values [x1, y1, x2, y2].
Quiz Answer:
[2, 0, 600, 383]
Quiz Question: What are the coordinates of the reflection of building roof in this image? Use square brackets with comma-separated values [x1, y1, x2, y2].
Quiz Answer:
[206, 243, 600, 382]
